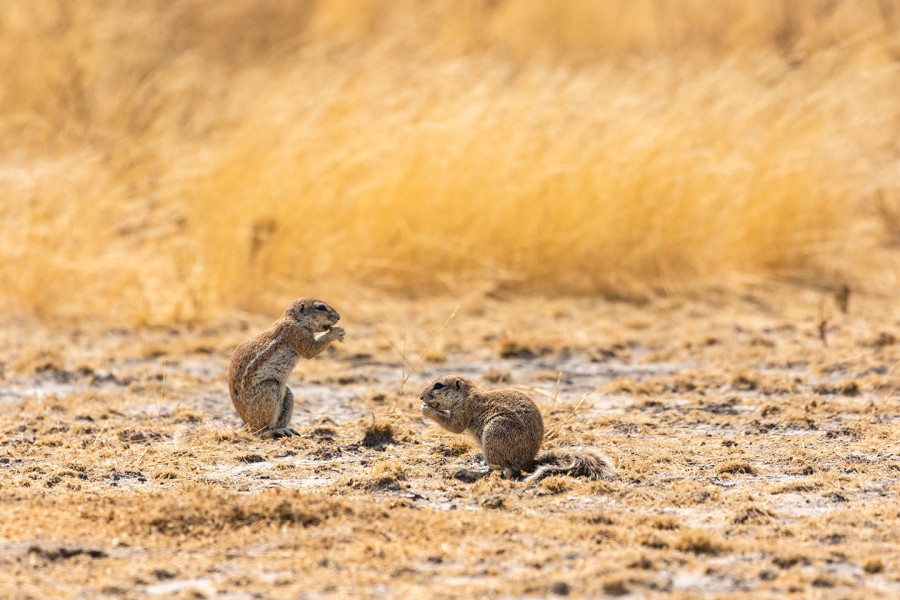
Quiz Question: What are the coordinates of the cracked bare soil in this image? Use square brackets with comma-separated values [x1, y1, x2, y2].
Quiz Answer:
[1, 290, 898, 598]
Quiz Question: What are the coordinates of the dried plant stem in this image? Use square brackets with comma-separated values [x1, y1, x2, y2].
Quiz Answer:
[544, 389, 599, 441]
[399, 304, 459, 395]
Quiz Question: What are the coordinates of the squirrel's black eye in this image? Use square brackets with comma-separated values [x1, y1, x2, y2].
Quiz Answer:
[315, 304, 328, 312]
[433, 382, 445, 390]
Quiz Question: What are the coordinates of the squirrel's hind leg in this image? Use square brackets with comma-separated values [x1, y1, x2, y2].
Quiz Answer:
[260, 387, 299, 438]
[243, 381, 299, 439]
[274, 386, 295, 431]
[501, 467, 522, 480]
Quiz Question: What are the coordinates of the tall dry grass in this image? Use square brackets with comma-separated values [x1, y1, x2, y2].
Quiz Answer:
[1, 1, 899, 324]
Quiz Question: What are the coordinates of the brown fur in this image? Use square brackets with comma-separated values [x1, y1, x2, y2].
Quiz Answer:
[420, 376, 614, 481]
[228, 298, 344, 437]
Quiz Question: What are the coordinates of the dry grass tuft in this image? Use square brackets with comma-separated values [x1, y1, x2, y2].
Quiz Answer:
[651, 516, 681, 531]
[478, 494, 506, 509]
[173, 422, 251, 447]
[437, 439, 473, 457]
[673, 530, 727, 555]
[539, 475, 578, 495]
[716, 460, 758, 476]
[497, 339, 548, 360]
[730, 371, 759, 392]
[361, 419, 396, 449]
[732, 506, 776, 525]
[481, 368, 512, 384]
[862, 557, 884, 574]
[601, 579, 630, 596]
[773, 554, 810, 569]
[366, 461, 407, 492]
[11, 348, 65, 377]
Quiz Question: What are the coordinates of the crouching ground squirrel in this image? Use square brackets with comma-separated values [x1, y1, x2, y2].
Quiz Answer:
[228, 298, 344, 438]
[420, 376, 614, 482]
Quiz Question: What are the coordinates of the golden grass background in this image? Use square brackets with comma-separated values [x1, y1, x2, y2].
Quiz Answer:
[2, 0, 900, 324]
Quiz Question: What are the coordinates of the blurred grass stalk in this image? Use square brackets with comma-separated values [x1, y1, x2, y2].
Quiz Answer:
[1, 0, 899, 323]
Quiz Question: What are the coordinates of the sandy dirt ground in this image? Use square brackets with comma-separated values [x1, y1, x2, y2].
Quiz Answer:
[0, 288, 897, 598]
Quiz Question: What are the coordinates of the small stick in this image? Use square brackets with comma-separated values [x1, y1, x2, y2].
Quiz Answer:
[545, 388, 599, 440]
[132, 444, 152, 468]
[374, 328, 413, 371]
[513, 372, 563, 416]
[398, 304, 459, 395]
[511, 386, 558, 399]
[387, 332, 409, 413]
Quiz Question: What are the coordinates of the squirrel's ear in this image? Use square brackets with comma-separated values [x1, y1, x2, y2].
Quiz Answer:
[454, 379, 462, 391]
[299, 302, 306, 313]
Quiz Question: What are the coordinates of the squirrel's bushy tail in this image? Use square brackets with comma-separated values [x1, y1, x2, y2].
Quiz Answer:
[526, 448, 615, 483]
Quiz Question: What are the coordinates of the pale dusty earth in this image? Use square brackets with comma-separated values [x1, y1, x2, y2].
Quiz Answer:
[0, 289, 897, 598]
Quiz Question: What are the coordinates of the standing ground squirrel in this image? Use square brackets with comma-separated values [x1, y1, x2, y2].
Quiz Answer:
[420, 375, 614, 482]
[228, 298, 344, 438]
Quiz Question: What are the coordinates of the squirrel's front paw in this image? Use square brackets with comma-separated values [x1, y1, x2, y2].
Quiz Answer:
[329, 326, 345, 343]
